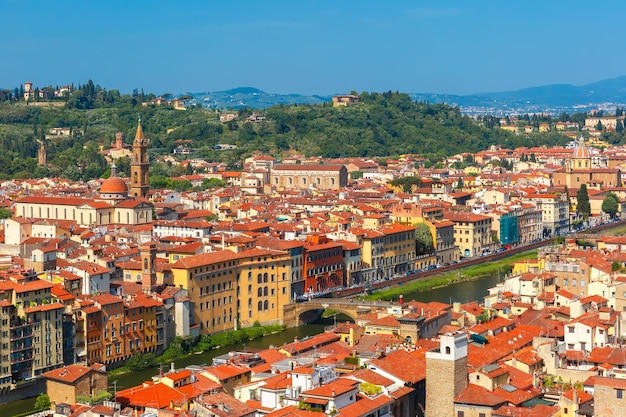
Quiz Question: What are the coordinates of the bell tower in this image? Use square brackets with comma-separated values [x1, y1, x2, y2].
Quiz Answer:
[131, 118, 150, 198]
[141, 242, 157, 293]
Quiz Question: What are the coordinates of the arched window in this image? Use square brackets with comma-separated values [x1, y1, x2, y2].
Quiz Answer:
[257, 274, 262, 284]
[263, 273, 268, 283]
[257, 288, 262, 297]
[263, 287, 268, 296]
[445, 346, 451, 355]
[257, 301, 262, 311]
[264, 300, 269, 310]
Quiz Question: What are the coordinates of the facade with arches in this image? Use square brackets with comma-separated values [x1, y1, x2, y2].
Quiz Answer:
[14, 189, 153, 229]
[269, 164, 348, 191]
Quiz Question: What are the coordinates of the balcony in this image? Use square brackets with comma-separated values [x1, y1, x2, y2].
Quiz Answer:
[10, 344, 33, 353]
[11, 330, 33, 340]
[11, 355, 33, 364]
[10, 319, 38, 329]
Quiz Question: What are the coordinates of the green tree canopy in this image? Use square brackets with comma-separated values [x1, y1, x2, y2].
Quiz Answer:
[390, 176, 422, 193]
[350, 171, 364, 180]
[34, 393, 51, 411]
[0, 207, 13, 219]
[202, 177, 226, 189]
[612, 261, 622, 272]
[414, 223, 434, 254]
[601, 192, 619, 217]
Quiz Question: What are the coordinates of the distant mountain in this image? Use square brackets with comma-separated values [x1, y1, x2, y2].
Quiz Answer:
[412, 76, 626, 115]
[186, 87, 330, 109]
[186, 77, 626, 115]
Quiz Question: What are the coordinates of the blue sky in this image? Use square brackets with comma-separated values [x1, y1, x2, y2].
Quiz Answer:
[2, 1, 624, 96]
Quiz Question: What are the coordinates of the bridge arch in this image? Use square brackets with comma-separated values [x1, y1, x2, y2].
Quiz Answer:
[295, 305, 359, 324]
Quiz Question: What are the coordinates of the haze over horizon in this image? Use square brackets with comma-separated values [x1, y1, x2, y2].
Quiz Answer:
[2, 0, 625, 96]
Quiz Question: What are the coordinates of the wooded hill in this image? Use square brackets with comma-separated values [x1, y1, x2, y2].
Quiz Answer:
[0, 85, 575, 181]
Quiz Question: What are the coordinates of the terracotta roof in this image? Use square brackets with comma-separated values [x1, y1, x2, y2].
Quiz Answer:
[368, 349, 426, 384]
[204, 363, 249, 380]
[100, 177, 128, 194]
[455, 383, 507, 407]
[43, 363, 105, 383]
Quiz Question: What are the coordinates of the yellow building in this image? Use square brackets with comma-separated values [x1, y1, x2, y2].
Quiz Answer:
[172, 250, 239, 334]
[172, 247, 293, 332]
[236, 249, 292, 326]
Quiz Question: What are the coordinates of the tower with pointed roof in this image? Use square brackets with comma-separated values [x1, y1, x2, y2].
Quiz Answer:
[131, 119, 150, 198]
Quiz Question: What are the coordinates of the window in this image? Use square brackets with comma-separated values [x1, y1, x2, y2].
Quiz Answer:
[457, 412, 464, 417]
[617, 388, 624, 399]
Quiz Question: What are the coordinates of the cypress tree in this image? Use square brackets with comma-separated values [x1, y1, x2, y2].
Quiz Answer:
[577, 184, 591, 219]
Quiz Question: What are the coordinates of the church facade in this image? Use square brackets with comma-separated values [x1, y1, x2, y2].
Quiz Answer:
[15, 121, 153, 228]
[552, 144, 621, 190]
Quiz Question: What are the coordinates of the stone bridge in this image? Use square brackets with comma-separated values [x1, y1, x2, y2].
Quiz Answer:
[282, 298, 394, 328]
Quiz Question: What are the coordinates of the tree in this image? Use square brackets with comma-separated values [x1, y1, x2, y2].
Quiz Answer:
[202, 178, 225, 189]
[577, 184, 591, 219]
[612, 261, 622, 272]
[390, 176, 421, 193]
[414, 223, 434, 254]
[350, 171, 363, 180]
[34, 393, 51, 411]
[601, 192, 619, 217]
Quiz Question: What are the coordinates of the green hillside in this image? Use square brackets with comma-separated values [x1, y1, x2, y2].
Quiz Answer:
[0, 85, 572, 181]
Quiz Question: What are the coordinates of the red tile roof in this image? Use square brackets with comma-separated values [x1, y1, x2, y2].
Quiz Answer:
[455, 383, 507, 407]
[368, 349, 426, 384]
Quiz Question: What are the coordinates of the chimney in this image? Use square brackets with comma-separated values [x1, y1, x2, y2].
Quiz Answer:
[170, 362, 175, 373]
[399, 294, 403, 305]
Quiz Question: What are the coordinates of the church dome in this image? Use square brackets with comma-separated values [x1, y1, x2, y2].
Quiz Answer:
[573, 145, 591, 159]
[100, 177, 129, 194]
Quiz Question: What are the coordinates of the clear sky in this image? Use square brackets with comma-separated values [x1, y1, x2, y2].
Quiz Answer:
[2, 0, 624, 96]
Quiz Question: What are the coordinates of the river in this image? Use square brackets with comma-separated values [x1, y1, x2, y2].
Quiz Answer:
[2, 271, 499, 416]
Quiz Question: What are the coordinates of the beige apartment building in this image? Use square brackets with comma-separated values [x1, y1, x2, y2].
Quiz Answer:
[379, 223, 417, 277]
[522, 193, 569, 236]
[0, 272, 64, 391]
[443, 211, 493, 258]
